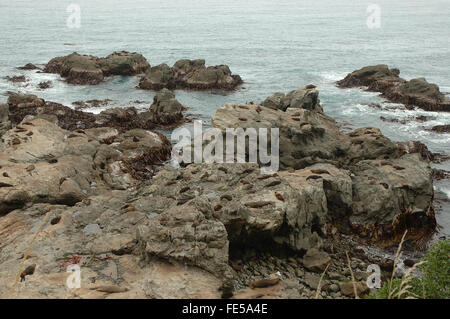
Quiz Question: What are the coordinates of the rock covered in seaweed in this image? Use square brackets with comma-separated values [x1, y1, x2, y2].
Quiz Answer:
[337, 65, 450, 112]
[139, 58, 242, 91]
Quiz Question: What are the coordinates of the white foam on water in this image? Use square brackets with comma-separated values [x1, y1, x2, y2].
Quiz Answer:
[341, 103, 372, 116]
[317, 71, 347, 83]
[441, 187, 450, 200]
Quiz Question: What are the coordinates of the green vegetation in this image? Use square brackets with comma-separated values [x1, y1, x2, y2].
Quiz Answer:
[368, 239, 449, 299]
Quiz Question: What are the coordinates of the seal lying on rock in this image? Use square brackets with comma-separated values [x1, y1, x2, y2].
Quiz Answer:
[337, 65, 450, 112]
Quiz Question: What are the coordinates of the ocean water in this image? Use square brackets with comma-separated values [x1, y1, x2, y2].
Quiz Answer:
[0, 0, 449, 236]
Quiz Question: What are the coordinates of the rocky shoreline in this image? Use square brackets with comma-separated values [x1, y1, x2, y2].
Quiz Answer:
[0, 60, 448, 299]
[337, 65, 450, 112]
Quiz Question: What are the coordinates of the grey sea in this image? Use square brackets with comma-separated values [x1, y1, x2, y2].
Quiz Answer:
[0, 0, 449, 237]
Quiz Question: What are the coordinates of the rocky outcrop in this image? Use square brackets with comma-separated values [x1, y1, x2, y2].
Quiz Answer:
[146, 88, 184, 125]
[98, 51, 150, 76]
[139, 59, 242, 90]
[0, 191, 225, 299]
[44, 53, 104, 85]
[44, 51, 150, 85]
[0, 161, 368, 298]
[211, 104, 398, 170]
[0, 82, 439, 299]
[262, 85, 323, 112]
[5, 75, 27, 83]
[140, 163, 329, 252]
[431, 124, 450, 133]
[0, 157, 419, 299]
[349, 154, 435, 246]
[6, 92, 45, 108]
[17, 63, 39, 70]
[38, 81, 52, 89]
[0, 116, 170, 214]
[7, 93, 185, 131]
[337, 65, 450, 112]
[0, 118, 106, 214]
[209, 92, 435, 245]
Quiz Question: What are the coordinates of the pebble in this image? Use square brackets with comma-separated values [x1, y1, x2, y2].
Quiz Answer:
[329, 283, 340, 293]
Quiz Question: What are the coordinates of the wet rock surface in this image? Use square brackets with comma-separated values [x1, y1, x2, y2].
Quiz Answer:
[139, 59, 242, 91]
[43, 51, 150, 85]
[337, 65, 450, 112]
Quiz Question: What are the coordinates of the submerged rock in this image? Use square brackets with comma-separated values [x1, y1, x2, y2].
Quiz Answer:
[44, 51, 150, 85]
[38, 81, 52, 89]
[139, 59, 242, 90]
[17, 63, 39, 70]
[337, 65, 450, 112]
[5, 75, 27, 83]
[431, 124, 450, 133]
